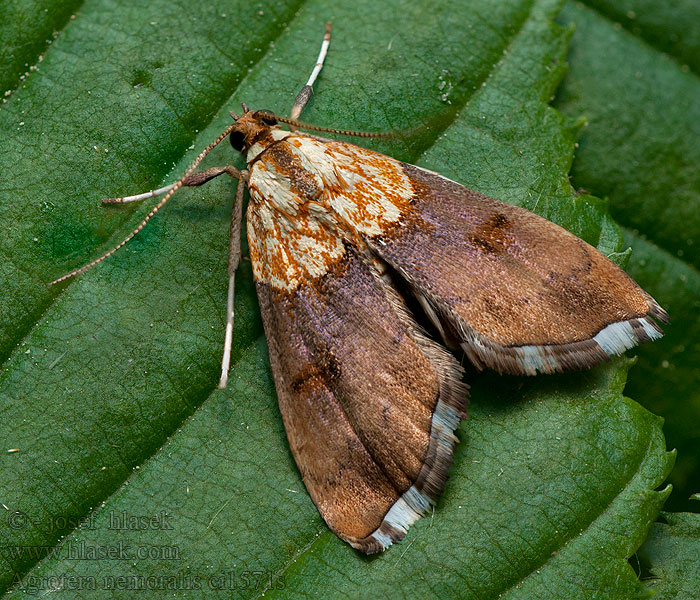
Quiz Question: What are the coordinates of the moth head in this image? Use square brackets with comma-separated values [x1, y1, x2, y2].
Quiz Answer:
[228, 108, 280, 153]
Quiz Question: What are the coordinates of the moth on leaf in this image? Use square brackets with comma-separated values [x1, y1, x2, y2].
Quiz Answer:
[52, 24, 668, 554]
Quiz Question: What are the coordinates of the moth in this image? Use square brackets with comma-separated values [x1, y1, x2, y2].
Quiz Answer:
[52, 24, 668, 554]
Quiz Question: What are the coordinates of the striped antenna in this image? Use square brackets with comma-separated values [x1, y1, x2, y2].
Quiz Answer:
[274, 115, 396, 139]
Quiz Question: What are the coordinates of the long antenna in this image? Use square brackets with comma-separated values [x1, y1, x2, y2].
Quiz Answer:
[51, 124, 236, 285]
[275, 114, 395, 138]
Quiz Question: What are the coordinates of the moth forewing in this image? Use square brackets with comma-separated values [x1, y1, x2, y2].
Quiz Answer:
[365, 162, 668, 376]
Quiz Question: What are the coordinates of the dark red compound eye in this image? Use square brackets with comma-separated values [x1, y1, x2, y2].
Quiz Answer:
[230, 130, 246, 152]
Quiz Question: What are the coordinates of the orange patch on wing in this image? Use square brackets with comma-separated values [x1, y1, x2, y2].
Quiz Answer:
[245, 134, 420, 290]
[247, 202, 346, 292]
[320, 141, 416, 237]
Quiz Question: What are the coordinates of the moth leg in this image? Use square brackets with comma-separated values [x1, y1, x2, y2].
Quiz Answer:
[51, 123, 237, 285]
[102, 166, 243, 204]
[218, 170, 249, 389]
[101, 185, 177, 204]
[289, 22, 332, 120]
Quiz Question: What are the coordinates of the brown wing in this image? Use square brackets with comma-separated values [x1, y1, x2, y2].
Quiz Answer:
[253, 244, 467, 553]
[244, 133, 468, 553]
[365, 163, 668, 375]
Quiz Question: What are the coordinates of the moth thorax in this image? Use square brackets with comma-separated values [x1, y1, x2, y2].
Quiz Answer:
[245, 128, 293, 162]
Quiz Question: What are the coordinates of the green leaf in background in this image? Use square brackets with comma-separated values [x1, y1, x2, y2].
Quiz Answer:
[0, 0, 83, 97]
[0, 0, 682, 598]
[554, 0, 700, 515]
[638, 510, 700, 600]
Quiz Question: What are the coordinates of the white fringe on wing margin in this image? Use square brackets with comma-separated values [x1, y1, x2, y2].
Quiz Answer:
[357, 399, 462, 552]
[593, 317, 663, 355]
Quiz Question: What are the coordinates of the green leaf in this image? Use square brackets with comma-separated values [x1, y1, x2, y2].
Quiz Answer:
[0, 0, 674, 598]
[0, 0, 83, 96]
[638, 511, 700, 599]
[554, 1, 700, 513]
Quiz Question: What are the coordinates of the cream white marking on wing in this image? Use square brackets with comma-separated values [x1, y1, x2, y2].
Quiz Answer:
[594, 318, 662, 355]
[286, 136, 414, 235]
[246, 133, 415, 290]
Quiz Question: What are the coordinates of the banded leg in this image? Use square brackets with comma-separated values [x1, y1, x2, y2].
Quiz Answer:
[93, 161, 248, 389]
[218, 170, 248, 389]
[102, 166, 243, 204]
[275, 23, 394, 140]
[50, 122, 237, 285]
[289, 22, 332, 121]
